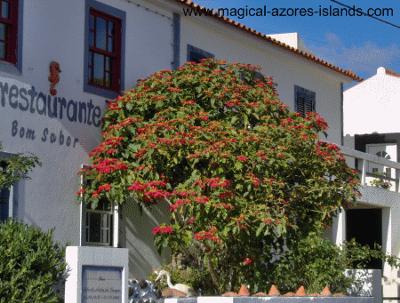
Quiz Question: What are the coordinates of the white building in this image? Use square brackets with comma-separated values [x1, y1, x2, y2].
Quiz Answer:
[345, 67, 400, 136]
[2, 0, 390, 287]
[343, 67, 400, 301]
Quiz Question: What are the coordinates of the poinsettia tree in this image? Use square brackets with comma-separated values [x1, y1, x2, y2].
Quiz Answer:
[81, 59, 359, 293]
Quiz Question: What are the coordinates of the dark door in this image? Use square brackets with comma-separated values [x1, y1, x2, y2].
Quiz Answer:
[346, 209, 382, 269]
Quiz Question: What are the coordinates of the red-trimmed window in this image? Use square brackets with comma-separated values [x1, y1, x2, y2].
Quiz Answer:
[0, 0, 18, 64]
[88, 8, 121, 92]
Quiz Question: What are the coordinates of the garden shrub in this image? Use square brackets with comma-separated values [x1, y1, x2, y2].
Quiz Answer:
[269, 232, 400, 294]
[0, 220, 67, 303]
[83, 59, 360, 293]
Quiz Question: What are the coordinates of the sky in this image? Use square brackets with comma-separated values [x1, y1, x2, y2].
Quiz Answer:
[194, 0, 400, 80]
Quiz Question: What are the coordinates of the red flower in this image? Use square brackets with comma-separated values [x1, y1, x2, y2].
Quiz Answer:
[218, 191, 233, 199]
[194, 227, 220, 243]
[144, 189, 171, 199]
[137, 128, 146, 135]
[225, 100, 240, 108]
[147, 180, 167, 188]
[194, 196, 209, 204]
[167, 87, 182, 93]
[128, 181, 145, 191]
[174, 190, 195, 198]
[307, 112, 328, 130]
[237, 155, 248, 162]
[251, 176, 260, 187]
[107, 101, 121, 110]
[170, 199, 190, 212]
[98, 183, 111, 193]
[182, 100, 196, 105]
[152, 225, 174, 235]
[207, 177, 230, 188]
[134, 148, 147, 159]
[215, 203, 234, 210]
[263, 218, 273, 225]
[92, 158, 128, 174]
[242, 258, 253, 266]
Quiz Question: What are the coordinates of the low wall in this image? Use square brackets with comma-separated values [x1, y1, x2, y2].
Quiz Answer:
[162, 297, 374, 303]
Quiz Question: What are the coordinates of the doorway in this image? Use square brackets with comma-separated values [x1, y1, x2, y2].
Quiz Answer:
[346, 209, 382, 269]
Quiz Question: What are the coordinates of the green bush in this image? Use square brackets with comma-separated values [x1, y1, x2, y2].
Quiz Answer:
[270, 232, 400, 294]
[0, 220, 67, 303]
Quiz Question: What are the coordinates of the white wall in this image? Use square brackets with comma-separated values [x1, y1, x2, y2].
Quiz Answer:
[0, 0, 355, 280]
[344, 67, 400, 136]
[344, 67, 400, 298]
[268, 32, 308, 52]
[0, 0, 174, 279]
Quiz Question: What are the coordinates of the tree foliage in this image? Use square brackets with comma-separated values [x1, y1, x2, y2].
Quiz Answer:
[83, 59, 360, 293]
[0, 220, 67, 303]
[0, 143, 40, 189]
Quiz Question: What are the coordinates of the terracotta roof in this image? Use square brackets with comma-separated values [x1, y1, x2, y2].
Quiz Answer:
[174, 0, 362, 81]
[385, 69, 400, 78]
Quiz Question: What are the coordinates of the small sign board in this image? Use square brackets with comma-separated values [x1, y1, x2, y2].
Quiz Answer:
[82, 266, 123, 303]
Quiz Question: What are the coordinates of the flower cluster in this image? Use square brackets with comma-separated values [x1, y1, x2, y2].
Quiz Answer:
[242, 257, 253, 266]
[306, 112, 328, 131]
[194, 227, 220, 243]
[92, 158, 128, 174]
[169, 199, 190, 212]
[128, 180, 170, 201]
[152, 225, 174, 235]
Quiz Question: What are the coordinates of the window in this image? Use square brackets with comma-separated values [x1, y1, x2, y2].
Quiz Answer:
[88, 9, 121, 91]
[84, 0, 125, 98]
[0, 187, 10, 221]
[85, 199, 113, 246]
[0, 0, 19, 64]
[80, 169, 114, 246]
[187, 44, 214, 63]
[294, 85, 316, 117]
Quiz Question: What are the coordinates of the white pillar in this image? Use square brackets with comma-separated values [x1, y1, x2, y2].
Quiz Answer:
[8, 184, 14, 219]
[113, 204, 119, 248]
[332, 209, 346, 245]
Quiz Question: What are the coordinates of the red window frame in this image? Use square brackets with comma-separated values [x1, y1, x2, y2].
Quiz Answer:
[88, 8, 121, 93]
[0, 0, 19, 64]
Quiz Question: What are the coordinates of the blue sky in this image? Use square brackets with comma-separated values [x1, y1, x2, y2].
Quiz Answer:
[195, 0, 400, 79]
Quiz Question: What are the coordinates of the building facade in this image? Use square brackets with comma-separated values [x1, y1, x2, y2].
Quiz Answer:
[343, 67, 400, 301]
[0, 0, 361, 281]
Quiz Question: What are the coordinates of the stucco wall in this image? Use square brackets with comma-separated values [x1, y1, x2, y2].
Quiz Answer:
[344, 67, 400, 136]
[0, 0, 174, 278]
[0, 0, 353, 280]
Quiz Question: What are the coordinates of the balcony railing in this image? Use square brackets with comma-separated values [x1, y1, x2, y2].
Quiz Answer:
[340, 145, 400, 192]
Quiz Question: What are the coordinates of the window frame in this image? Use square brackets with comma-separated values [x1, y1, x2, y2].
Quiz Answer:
[187, 44, 214, 63]
[79, 165, 117, 247]
[84, 0, 125, 99]
[0, 0, 23, 73]
[294, 85, 316, 117]
[84, 201, 114, 246]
